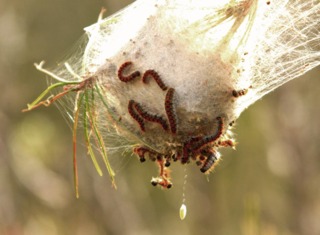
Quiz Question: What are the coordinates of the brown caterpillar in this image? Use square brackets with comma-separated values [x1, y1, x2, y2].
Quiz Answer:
[191, 117, 224, 151]
[164, 88, 177, 134]
[218, 139, 235, 148]
[181, 136, 202, 164]
[151, 159, 172, 189]
[128, 100, 145, 132]
[118, 61, 141, 82]
[134, 146, 158, 162]
[142, 70, 168, 91]
[200, 150, 218, 173]
[133, 101, 169, 131]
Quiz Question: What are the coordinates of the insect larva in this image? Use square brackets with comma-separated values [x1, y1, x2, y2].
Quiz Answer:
[164, 88, 177, 134]
[134, 146, 159, 162]
[232, 89, 248, 97]
[133, 146, 149, 162]
[133, 101, 169, 131]
[232, 86, 252, 97]
[151, 160, 173, 189]
[181, 136, 202, 164]
[118, 61, 141, 82]
[150, 175, 172, 188]
[191, 117, 224, 151]
[128, 100, 145, 132]
[142, 70, 168, 91]
[218, 139, 235, 148]
[200, 151, 218, 173]
[151, 177, 172, 189]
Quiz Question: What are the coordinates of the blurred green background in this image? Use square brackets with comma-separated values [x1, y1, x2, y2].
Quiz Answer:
[1, 0, 320, 234]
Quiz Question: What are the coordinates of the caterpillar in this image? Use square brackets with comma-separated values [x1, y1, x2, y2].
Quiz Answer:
[128, 100, 145, 132]
[218, 139, 235, 148]
[181, 136, 202, 164]
[133, 101, 169, 131]
[200, 150, 218, 173]
[191, 117, 224, 151]
[142, 69, 168, 91]
[134, 146, 158, 162]
[118, 61, 141, 82]
[164, 88, 177, 134]
[232, 86, 252, 97]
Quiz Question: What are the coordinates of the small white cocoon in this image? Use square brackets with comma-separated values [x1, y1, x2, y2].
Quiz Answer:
[180, 203, 187, 220]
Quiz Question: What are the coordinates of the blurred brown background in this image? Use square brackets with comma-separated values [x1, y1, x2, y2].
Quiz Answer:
[0, 0, 320, 234]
